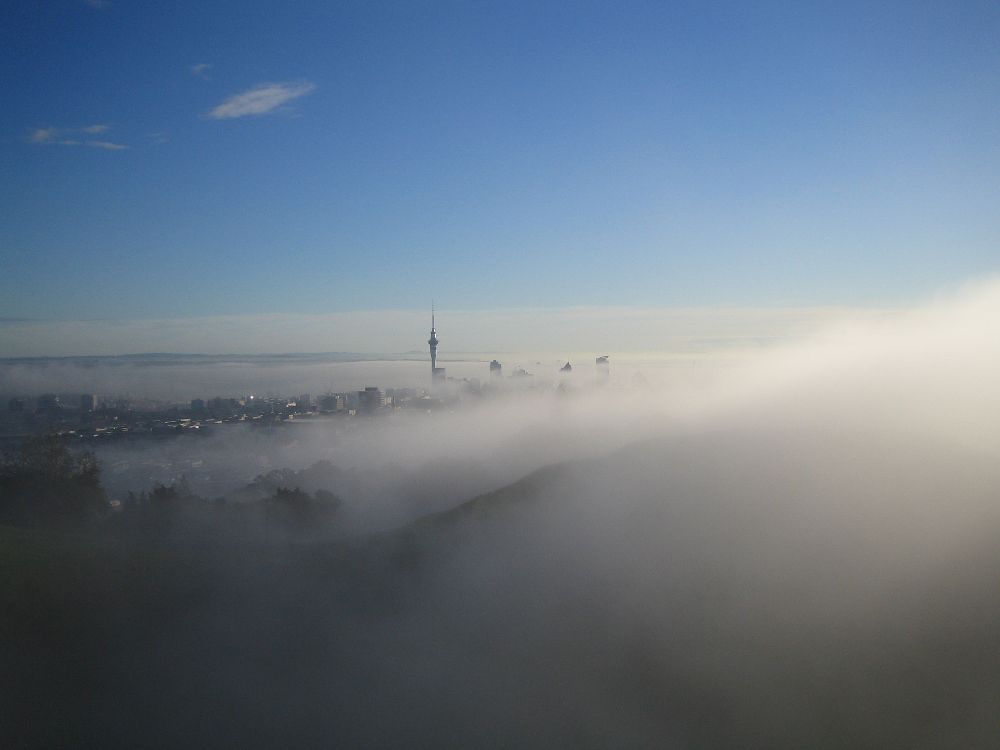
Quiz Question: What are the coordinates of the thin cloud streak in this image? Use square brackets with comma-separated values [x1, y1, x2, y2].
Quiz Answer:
[28, 127, 59, 143]
[28, 124, 125, 149]
[86, 140, 128, 150]
[190, 63, 211, 79]
[208, 81, 316, 119]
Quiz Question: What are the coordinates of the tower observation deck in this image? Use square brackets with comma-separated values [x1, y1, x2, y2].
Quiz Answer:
[429, 306, 446, 384]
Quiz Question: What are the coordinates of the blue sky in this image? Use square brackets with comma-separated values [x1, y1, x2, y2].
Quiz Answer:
[2, 1, 999, 342]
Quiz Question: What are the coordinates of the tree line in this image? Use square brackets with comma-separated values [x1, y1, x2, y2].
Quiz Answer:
[0, 435, 342, 542]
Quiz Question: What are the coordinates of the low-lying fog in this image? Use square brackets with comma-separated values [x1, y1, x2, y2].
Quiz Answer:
[81, 278, 1000, 535]
[8, 278, 1000, 747]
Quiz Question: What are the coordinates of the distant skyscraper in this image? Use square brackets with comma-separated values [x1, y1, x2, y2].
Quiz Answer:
[319, 393, 345, 412]
[359, 386, 384, 413]
[80, 394, 98, 412]
[429, 306, 446, 384]
[489, 359, 502, 377]
[596, 355, 610, 380]
[37, 394, 60, 412]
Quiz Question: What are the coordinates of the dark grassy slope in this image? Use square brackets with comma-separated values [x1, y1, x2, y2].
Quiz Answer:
[4, 430, 1000, 748]
[353, 431, 1000, 749]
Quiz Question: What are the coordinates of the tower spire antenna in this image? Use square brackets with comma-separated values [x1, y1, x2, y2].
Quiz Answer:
[428, 301, 443, 384]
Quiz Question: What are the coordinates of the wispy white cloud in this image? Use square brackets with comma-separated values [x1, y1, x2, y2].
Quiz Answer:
[86, 140, 129, 150]
[29, 127, 59, 143]
[208, 81, 316, 120]
[190, 63, 212, 79]
[28, 124, 127, 150]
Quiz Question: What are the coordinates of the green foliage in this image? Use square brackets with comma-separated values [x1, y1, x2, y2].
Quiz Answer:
[107, 476, 343, 544]
[0, 435, 107, 528]
[265, 486, 342, 536]
[109, 481, 198, 540]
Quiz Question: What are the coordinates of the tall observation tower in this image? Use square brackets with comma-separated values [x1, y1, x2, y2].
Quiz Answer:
[429, 305, 446, 384]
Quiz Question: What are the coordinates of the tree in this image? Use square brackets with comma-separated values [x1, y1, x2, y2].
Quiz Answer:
[264, 486, 341, 538]
[0, 435, 107, 527]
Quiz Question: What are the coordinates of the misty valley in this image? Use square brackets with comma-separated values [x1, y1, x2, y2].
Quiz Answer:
[4, 428, 1000, 748]
[3, 283, 1000, 748]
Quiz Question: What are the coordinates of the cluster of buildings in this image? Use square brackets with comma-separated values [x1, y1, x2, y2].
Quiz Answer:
[1, 311, 611, 445]
[0, 387, 430, 445]
[424, 310, 610, 385]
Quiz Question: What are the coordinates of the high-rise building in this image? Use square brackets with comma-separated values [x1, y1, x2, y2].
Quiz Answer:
[596, 355, 610, 380]
[358, 386, 384, 413]
[209, 397, 238, 415]
[489, 359, 502, 377]
[37, 394, 60, 412]
[319, 393, 345, 412]
[80, 394, 98, 412]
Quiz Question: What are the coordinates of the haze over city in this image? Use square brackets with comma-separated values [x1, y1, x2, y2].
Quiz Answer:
[2, 2, 1000, 748]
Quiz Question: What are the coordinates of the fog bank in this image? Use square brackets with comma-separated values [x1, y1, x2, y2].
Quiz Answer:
[6, 277, 1000, 748]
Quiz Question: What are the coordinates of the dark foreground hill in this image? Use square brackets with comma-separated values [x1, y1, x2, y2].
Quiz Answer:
[4, 429, 1000, 748]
